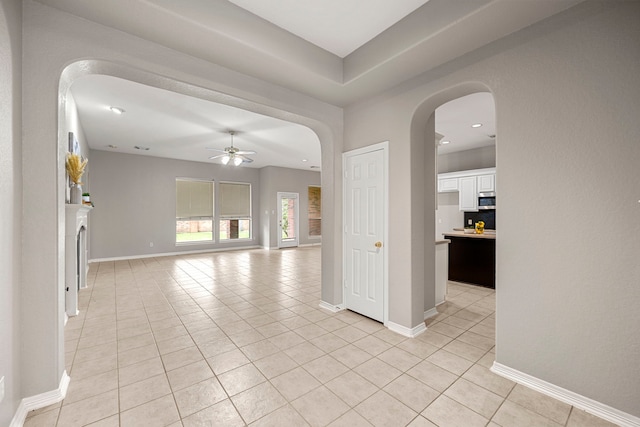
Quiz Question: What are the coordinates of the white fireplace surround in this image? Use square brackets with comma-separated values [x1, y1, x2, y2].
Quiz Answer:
[65, 204, 92, 317]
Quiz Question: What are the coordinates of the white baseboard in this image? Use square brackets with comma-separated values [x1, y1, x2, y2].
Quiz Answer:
[424, 307, 439, 320]
[387, 320, 427, 338]
[491, 362, 640, 427]
[319, 300, 344, 313]
[299, 242, 322, 247]
[11, 371, 70, 427]
[89, 245, 261, 263]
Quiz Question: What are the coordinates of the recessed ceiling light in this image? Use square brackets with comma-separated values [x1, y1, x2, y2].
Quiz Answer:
[471, 123, 482, 128]
[110, 106, 125, 114]
[440, 140, 451, 145]
[134, 145, 150, 151]
[302, 159, 308, 162]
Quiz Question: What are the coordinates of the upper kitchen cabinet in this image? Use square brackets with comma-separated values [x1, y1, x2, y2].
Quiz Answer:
[459, 176, 478, 211]
[477, 173, 495, 193]
[438, 177, 459, 192]
[437, 167, 496, 211]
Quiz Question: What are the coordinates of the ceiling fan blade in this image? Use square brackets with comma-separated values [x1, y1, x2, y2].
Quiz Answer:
[205, 147, 227, 153]
[238, 155, 254, 163]
[235, 150, 256, 155]
[208, 154, 226, 160]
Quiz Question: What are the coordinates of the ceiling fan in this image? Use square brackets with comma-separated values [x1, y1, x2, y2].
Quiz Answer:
[206, 131, 256, 166]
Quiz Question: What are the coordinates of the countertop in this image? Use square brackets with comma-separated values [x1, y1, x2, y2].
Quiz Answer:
[443, 230, 496, 240]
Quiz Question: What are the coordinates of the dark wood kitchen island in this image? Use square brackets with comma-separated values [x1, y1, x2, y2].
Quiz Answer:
[442, 230, 495, 288]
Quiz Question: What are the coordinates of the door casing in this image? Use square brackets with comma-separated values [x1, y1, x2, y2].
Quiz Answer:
[277, 192, 299, 248]
[342, 141, 389, 324]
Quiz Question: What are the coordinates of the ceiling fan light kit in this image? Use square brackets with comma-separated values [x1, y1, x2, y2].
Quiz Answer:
[207, 130, 256, 166]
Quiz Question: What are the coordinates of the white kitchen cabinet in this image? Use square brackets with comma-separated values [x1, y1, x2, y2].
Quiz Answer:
[459, 176, 478, 211]
[437, 167, 495, 210]
[477, 174, 495, 193]
[438, 177, 459, 193]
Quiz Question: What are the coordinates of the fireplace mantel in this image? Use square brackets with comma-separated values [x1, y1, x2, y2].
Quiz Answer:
[65, 204, 92, 317]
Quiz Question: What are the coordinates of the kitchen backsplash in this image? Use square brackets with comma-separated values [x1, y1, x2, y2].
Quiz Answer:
[464, 210, 496, 230]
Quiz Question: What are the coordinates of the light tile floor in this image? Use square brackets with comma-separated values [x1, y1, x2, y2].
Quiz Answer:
[25, 247, 618, 426]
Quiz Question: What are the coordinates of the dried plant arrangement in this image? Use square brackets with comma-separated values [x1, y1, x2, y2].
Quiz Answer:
[66, 153, 88, 185]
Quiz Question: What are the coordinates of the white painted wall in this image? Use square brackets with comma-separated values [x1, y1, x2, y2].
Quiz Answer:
[0, 0, 22, 424]
[345, 1, 640, 417]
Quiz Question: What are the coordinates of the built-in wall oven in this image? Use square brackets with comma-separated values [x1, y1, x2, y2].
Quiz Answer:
[478, 192, 496, 210]
[465, 192, 496, 229]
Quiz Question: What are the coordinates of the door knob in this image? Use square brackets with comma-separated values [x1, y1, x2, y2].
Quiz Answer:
[374, 241, 383, 248]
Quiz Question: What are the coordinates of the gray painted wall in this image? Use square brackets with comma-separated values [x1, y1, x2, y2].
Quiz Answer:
[435, 192, 463, 238]
[65, 91, 90, 191]
[437, 145, 496, 174]
[259, 166, 321, 249]
[89, 150, 263, 259]
[345, 1, 639, 417]
[0, 0, 22, 424]
[21, 0, 342, 401]
[9, 0, 640, 423]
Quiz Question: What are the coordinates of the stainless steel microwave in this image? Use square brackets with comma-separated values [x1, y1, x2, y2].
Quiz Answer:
[478, 192, 496, 210]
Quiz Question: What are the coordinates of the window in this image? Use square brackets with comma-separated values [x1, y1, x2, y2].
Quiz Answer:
[308, 186, 321, 237]
[176, 178, 213, 243]
[219, 182, 252, 240]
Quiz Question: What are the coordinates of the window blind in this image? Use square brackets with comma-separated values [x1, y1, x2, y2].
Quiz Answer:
[176, 179, 213, 219]
[220, 182, 251, 217]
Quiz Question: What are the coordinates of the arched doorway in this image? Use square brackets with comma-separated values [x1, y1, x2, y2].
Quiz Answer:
[56, 59, 342, 365]
[411, 83, 497, 349]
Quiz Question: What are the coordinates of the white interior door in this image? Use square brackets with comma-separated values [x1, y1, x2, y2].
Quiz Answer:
[344, 145, 386, 322]
[278, 192, 299, 248]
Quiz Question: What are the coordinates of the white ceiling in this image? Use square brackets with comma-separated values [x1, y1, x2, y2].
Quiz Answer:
[37, 0, 582, 106]
[50, 0, 579, 167]
[71, 75, 321, 170]
[435, 92, 496, 155]
[227, 0, 430, 58]
[72, 75, 492, 166]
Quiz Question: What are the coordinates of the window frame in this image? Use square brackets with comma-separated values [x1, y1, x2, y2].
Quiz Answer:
[175, 177, 214, 245]
[218, 181, 253, 242]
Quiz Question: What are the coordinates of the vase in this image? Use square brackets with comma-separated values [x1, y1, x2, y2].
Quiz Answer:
[70, 184, 82, 204]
